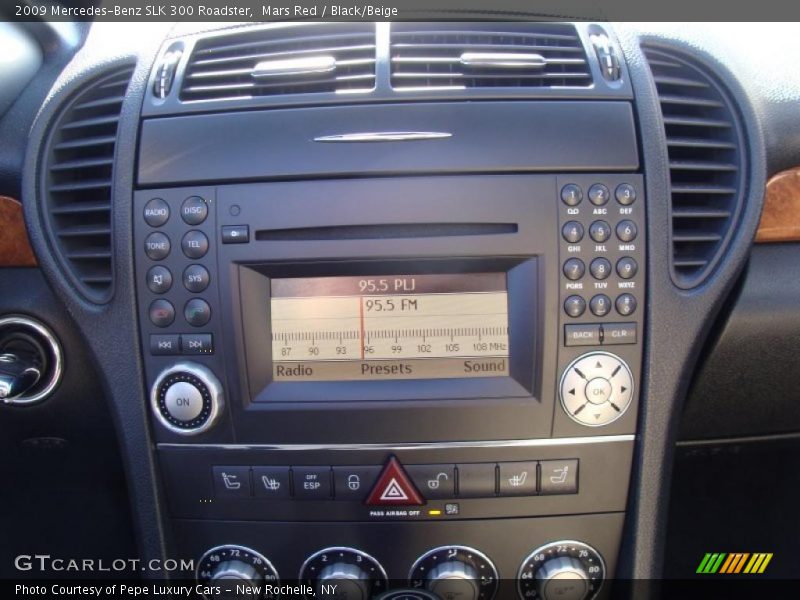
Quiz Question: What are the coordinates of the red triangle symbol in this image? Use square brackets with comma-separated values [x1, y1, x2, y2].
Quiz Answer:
[365, 456, 424, 506]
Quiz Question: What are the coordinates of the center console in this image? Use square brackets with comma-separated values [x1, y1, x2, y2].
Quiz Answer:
[132, 23, 644, 600]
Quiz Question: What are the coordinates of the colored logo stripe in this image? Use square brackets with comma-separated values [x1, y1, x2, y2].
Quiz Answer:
[697, 552, 773, 574]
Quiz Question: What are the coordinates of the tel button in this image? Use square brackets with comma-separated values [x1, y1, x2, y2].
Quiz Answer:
[293, 466, 331, 499]
[252, 466, 291, 499]
[333, 466, 381, 501]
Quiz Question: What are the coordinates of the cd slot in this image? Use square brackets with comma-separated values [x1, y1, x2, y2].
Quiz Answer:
[254, 223, 518, 242]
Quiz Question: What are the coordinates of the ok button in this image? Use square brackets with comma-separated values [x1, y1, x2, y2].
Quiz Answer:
[584, 377, 612, 405]
[164, 381, 204, 422]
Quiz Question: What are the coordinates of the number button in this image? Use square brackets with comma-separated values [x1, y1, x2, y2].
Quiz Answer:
[564, 295, 586, 318]
[589, 220, 611, 243]
[562, 221, 584, 243]
[616, 220, 638, 242]
[589, 258, 612, 280]
[615, 183, 637, 205]
[616, 293, 637, 316]
[588, 184, 610, 206]
[616, 257, 638, 279]
[590, 294, 612, 317]
[563, 258, 586, 281]
[560, 184, 583, 207]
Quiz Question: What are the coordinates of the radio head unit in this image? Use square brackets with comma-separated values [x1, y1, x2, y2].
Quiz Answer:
[238, 257, 538, 403]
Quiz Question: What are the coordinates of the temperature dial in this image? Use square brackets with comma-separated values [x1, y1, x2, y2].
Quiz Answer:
[518, 541, 605, 600]
[559, 352, 633, 427]
[300, 547, 387, 600]
[409, 546, 499, 600]
[196, 545, 279, 600]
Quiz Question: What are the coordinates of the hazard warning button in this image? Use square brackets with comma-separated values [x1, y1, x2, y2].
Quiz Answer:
[365, 456, 424, 506]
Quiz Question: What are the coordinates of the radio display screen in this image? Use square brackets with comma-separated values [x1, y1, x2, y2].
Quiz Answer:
[270, 273, 510, 382]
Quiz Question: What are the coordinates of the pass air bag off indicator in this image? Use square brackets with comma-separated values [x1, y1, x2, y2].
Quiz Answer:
[270, 273, 510, 381]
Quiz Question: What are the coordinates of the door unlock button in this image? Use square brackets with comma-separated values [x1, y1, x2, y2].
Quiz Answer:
[406, 464, 456, 499]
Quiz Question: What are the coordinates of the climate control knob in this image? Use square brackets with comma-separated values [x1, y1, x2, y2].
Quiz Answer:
[518, 541, 605, 600]
[151, 362, 223, 435]
[300, 547, 387, 600]
[196, 545, 279, 600]
[409, 546, 498, 600]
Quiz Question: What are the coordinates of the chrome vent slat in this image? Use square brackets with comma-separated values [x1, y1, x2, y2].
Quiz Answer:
[181, 24, 377, 101]
[389, 23, 592, 90]
[42, 65, 133, 302]
[644, 46, 745, 289]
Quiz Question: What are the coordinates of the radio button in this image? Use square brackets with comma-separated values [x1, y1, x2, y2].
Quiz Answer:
[143, 198, 170, 227]
[253, 466, 291, 499]
[406, 464, 456, 500]
[560, 184, 583, 206]
[589, 220, 611, 243]
[181, 230, 209, 259]
[181, 195, 208, 225]
[293, 466, 332, 500]
[589, 294, 612, 317]
[146, 265, 173, 294]
[563, 258, 585, 281]
[616, 257, 638, 279]
[456, 463, 497, 498]
[615, 293, 637, 316]
[181, 333, 213, 355]
[149, 299, 175, 327]
[184, 298, 211, 327]
[589, 258, 612, 280]
[499, 461, 538, 496]
[564, 296, 586, 318]
[183, 264, 210, 293]
[616, 220, 638, 242]
[333, 466, 382, 501]
[588, 184, 610, 206]
[615, 183, 637, 205]
[564, 324, 600, 346]
[144, 232, 171, 261]
[561, 221, 584, 243]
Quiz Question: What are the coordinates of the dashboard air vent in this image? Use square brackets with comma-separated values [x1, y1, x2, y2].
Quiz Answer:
[643, 46, 745, 288]
[43, 65, 133, 302]
[181, 24, 376, 102]
[390, 23, 591, 90]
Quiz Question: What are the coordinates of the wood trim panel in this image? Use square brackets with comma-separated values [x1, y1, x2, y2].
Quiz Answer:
[0, 196, 36, 267]
[756, 167, 800, 243]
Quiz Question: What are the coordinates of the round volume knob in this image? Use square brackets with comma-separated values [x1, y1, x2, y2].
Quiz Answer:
[197, 545, 279, 600]
[518, 541, 605, 600]
[151, 362, 223, 435]
[409, 546, 498, 600]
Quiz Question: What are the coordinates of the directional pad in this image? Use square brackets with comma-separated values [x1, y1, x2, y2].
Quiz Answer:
[560, 352, 634, 426]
